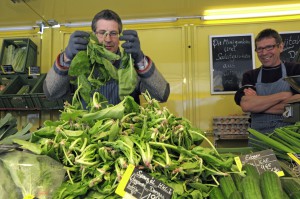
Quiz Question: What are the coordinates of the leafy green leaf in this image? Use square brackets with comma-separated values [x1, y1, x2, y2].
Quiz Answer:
[69, 51, 90, 76]
[118, 53, 138, 100]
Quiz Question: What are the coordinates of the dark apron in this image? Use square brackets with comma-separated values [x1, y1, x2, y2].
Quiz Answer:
[249, 63, 292, 146]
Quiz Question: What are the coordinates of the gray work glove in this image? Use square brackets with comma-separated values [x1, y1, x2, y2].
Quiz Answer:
[65, 31, 90, 60]
[120, 30, 144, 64]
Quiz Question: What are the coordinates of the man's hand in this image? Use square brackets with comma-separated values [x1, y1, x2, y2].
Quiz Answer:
[65, 31, 90, 61]
[120, 30, 144, 64]
[244, 87, 257, 96]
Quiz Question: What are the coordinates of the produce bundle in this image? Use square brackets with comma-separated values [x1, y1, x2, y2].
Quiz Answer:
[69, 33, 137, 108]
[2, 44, 15, 66]
[248, 126, 300, 155]
[2, 44, 27, 72]
[14, 91, 240, 198]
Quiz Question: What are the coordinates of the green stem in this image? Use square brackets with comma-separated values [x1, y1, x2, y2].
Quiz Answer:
[190, 130, 220, 156]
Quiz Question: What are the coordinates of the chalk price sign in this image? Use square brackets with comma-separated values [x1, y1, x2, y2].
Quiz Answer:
[29, 66, 40, 75]
[1, 65, 14, 74]
[116, 164, 173, 199]
[237, 149, 284, 176]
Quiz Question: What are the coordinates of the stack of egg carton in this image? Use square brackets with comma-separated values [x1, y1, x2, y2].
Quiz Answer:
[213, 114, 250, 140]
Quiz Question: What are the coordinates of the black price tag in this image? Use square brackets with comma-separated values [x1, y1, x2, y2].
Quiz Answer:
[1, 65, 15, 74]
[235, 149, 284, 176]
[29, 66, 40, 75]
[116, 164, 173, 199]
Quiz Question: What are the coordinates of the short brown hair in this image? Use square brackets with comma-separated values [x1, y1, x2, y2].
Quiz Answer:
[91, 9, 123, 33]
[255, 28, 282, 47]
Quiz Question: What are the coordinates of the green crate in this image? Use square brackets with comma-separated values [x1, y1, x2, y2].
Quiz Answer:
[30, 74, 69, 110]
[1, 74, 41, 109]
[0, 38, 37, 73]
[0, 74, 19, 108]
[0, 74, 18, 94]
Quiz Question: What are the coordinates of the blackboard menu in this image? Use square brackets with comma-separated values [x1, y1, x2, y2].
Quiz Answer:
[209, 34, 255, 94]
[280, 31, 300, 62]
[238, 149, 283, 175]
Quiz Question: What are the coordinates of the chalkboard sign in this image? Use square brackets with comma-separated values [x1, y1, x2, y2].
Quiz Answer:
[236, 149, 283, 176]
[209, 34, 255, 94]
[280, 31, 300, 62]
[116, 164, 173, 199]
[29, 66, 40, 75]
[1, 65, 14, 74]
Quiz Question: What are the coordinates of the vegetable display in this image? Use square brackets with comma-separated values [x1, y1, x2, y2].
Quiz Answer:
[14, 91, 240, 198]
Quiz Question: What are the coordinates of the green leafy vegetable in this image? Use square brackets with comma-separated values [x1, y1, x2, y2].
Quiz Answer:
[68, 32, 138, 108]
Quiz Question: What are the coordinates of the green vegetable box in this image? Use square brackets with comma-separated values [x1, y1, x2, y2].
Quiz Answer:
[0, 74, 19, 108]
[0, 74, 42, 109]
[0, 74, 69, 110]
[29, 74, 71, 110]
[0, 38, 37, 73]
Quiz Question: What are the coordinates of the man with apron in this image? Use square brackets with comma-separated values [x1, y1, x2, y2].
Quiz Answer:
[234, 28, 300, 147]
[251, 62, 291, 134]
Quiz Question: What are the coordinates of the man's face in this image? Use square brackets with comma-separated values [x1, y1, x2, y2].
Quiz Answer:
[94, 19, 120, 53]
[255, 37, 283, 67]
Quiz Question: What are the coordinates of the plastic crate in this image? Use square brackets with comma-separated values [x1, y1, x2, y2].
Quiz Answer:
[0, 74, 19, 108]
[0, 74, 41, 109]
[0, 38, 37, 73]
[0, 74, 18, 94]
[30, 74, 69, 110]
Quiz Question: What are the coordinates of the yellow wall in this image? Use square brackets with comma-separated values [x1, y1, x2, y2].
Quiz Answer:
[1, 17, 300, 132]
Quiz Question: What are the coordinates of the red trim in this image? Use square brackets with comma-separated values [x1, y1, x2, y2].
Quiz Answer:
[137, 56, 152, 73]
[56, 53, 69, 71]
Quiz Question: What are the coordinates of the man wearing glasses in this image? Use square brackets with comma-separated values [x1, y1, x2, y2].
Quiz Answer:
[43, 9, 170, 105]
[234, 28, 300, 146]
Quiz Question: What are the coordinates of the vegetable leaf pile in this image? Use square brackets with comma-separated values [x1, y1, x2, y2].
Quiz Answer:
[14, 91, 241, 199]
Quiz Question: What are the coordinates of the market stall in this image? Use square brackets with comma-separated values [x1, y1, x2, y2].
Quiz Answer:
[0, 37, 299, 197]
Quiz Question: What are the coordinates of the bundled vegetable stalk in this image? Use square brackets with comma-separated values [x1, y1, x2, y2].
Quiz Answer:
[248, 124, 300, 159]
[69, 33, 137, 109]
[2, 44, 15, 66]
[12, 47, 27, 72]
[14, 91, 239, 199]
[2, 44, 27, 72]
